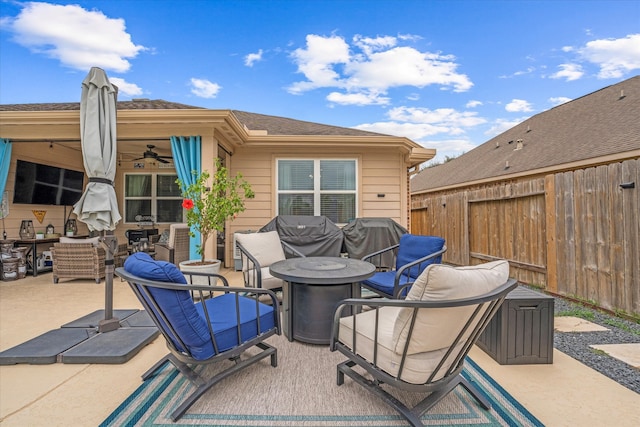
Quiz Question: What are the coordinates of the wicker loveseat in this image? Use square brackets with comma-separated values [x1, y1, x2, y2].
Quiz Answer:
[51, 240, 106, 284]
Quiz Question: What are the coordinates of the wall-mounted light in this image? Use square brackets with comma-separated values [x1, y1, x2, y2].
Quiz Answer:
[620, 182, 635, 189]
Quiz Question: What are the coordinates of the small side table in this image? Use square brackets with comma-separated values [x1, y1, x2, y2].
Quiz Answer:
[476, 286, 554, 365]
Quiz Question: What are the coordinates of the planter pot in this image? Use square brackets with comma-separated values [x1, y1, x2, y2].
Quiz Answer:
[179, 259, 221, 287]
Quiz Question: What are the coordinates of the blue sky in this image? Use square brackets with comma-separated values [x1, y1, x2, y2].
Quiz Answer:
[1, 0, 639, 164]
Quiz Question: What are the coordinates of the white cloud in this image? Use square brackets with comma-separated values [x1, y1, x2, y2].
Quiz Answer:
[5, 2, 145, 73]
[287, 33, 472, 104]
[578, 33, 640, 78]
[190, 78, 221, 98]
[288, 34, 350, 94]
[326, 91, 389, 106]
[466, 100, 482, 108]
[550, 63, 584, 81]
[108, 77, 142, 97]
[549, 96, 572, 106]
[505, 99, 533, 113]
[244, 49, 263, 67]
[354, 106, 486, 141]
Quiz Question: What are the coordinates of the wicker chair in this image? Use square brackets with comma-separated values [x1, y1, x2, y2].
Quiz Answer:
[155, 223, 190, 266]
[51, 242, 106, 284]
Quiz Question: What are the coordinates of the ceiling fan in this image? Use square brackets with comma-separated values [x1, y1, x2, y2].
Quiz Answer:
[133, 144, 173, 164]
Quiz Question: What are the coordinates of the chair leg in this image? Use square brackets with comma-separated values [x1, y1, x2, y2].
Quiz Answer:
[337, 361, 492, 427]
[170, 343, 277, 421]
[141, 354, 173, 380]
[337, 360, 424, 427]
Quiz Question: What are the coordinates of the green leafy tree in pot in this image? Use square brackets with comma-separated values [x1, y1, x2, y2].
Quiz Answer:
[177, 158, 254, 264]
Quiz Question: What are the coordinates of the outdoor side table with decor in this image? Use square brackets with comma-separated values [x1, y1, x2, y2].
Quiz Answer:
[476, 286, 554, 365]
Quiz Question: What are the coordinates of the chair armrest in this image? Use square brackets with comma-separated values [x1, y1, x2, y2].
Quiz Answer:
[281, 241, 306, 258]
[362, 244, 399, 270]
[237, 242, 263, 288]
[394, 245, 447, 280]
[362, 243, 400, 262]
[154, 243, 173, 263]
[330, 278, 517, 351]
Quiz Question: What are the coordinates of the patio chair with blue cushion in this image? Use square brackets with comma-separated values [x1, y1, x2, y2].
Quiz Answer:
[116, 252, 280, 422]
[330, 260, 517, 427]
[361, 234, 446, 298]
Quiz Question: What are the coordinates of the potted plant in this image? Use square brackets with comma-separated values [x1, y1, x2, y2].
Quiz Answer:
[176, 158, 254, 278]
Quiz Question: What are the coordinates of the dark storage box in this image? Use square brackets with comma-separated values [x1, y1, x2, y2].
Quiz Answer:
[477, 286, 554, 365]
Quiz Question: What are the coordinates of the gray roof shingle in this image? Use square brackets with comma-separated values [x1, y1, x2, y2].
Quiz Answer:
[411, 75, 640, 193]
[0, 100, 384, 137]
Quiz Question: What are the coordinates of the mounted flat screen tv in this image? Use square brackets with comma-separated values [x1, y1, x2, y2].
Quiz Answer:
[13, 160, 85, 206]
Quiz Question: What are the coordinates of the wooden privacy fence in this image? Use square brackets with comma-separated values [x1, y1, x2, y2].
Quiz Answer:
[411, 158, 639, 316]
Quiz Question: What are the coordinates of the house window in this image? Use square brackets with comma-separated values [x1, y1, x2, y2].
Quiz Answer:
[124, 173, 184, 223]
[277, 159, 356, 224]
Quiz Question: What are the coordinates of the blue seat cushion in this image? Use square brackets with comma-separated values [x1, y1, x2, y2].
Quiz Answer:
[362, 271, 412, 297]
[124, 252, 276, 360]
[196, 293, 276, 353]
[124, 252, 213, 360]
[396, 234, 445, 279]
[363, 235, 445, 297]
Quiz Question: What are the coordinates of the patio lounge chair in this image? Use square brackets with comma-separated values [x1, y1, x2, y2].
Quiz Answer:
[51, 240, 105, 283]
[236, 230, 305, 291]
[330, 260, 517, 427]
[116, 252, 280, 421]
[361, 234, 446, 298]
[154, 223, 190, 266]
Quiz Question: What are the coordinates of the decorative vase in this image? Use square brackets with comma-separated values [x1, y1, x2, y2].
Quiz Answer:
[178, 259, 221, 287]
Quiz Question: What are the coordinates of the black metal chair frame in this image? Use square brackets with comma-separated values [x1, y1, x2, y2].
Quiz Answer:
[237, 238, 305, 291]
[330, 278, 518, 427]
[361, 243, 447, 298]
[115, 267, 281, 421]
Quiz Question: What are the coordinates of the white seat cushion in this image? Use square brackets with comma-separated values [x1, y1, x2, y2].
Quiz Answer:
[338, 260, 510, 384]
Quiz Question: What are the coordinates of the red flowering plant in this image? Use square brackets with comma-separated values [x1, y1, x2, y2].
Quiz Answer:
[177, 158, 254, 263]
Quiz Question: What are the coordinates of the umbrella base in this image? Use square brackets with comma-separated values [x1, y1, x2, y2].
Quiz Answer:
[0, 310, 159, 365]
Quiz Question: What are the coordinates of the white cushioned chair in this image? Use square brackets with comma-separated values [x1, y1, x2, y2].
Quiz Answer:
[330, 260, 517, 427]
[236, 231, 304, 291]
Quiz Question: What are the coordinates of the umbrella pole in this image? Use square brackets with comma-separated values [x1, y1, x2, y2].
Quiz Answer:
[99, 230, 120, 333]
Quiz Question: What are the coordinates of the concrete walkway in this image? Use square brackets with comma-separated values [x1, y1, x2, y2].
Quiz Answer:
[1, 271, 639, 426]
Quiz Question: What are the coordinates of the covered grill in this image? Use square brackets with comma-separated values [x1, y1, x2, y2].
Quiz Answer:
[260, 215, 344, 257]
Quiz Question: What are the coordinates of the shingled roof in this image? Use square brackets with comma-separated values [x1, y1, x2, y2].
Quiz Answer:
[0, 99, 384, 137]
[411, 75, 640, 193]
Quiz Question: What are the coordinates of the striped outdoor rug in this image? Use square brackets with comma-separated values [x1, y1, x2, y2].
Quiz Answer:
[102, 334, 543, 426]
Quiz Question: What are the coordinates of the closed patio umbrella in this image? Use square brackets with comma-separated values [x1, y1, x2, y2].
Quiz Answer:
[73, 67, 122, 332]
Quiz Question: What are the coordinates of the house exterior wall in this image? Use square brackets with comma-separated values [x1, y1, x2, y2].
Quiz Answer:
[226, 145, 409, 267]
[5, 142, 87, 239]
[411, 158, 639, 316]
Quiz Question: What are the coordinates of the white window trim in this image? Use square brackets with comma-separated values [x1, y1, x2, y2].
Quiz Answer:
[123, 172, 183, 224]
[275, 158, 358, 225]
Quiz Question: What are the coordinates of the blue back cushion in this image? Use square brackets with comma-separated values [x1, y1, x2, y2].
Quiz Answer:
[396, 234, 445, 279]
[124, 252, 214, 360]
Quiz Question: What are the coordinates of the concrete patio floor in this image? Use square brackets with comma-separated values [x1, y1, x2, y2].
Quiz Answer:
[1, 270, 639, 426]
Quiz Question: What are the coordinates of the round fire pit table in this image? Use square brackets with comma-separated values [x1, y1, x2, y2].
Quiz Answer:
[270, 256, 375, 345]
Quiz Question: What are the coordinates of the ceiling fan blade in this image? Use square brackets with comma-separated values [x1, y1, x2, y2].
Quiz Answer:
[157, 157, 170, 164]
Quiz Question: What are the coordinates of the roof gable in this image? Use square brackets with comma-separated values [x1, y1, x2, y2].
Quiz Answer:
[411, 75, 640, 193]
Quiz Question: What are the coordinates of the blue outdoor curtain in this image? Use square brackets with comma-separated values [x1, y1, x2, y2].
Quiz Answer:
[0, 139, 12, 201]
[170, 136, 201, 259]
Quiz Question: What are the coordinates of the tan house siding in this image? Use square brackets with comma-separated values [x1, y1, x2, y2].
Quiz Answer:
[2, 103, 434, 270]
[7, 142, 87, 238]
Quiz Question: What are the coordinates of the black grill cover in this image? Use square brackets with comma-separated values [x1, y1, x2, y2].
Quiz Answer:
[259, 215, 344, 257]
[342, 218, 407, 268]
